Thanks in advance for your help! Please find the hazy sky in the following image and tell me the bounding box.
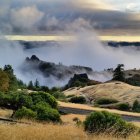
[105,0,140,11]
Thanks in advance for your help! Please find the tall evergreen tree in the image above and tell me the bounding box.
[34,79,40,88]
[113,64,125,82]
[28,81,34,90]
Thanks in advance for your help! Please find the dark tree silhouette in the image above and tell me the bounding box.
[113,64,125,82]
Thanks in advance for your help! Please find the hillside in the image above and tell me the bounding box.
[21,55,93,80]
[64,81,140,105]
[19,55,112,87]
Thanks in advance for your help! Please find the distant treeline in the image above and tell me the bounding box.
[108,41,140,47]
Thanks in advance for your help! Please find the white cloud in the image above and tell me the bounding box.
[10,5,44,29]
[126,3,140,13]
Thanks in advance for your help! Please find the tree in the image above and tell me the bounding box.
[0,69,9,91]
[28,81,34,90]
[113,64,125,82]
[132,100,140,112]
[34,79,40,88]
[3,65,18,91]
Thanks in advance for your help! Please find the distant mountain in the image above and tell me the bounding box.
[20,55,112,87]
[19,41,140,50]
[19,41,60,49]
[107,41,140,49]
[21,55,93,80]
[65,73,101,89]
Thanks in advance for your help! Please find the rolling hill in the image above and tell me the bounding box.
[64,81,140,105]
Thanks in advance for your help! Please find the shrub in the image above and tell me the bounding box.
[69,96,86,104]
[30,92,58,108]
[14,106,37,119]
[32,101,51,111]
[95,98,118,105]
[33,102,60,122]
[17,93,33,109]
[84,111,136,138]
[73,117,82,126]
[116,103,130,111]
[0,91,33,110]
[37,108,60,122]
[132,100,140,112]
[51,91,66,100]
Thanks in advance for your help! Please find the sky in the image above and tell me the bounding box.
[0,0,140,37]
[1,0,140,85]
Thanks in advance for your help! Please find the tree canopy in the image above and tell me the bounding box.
[113,64,125,82]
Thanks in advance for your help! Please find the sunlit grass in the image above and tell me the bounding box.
[0,123,139,140]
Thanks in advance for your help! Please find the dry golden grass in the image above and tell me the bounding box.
[0,108,13,118]
[61,114,140,129]
[0,111,138,140]
[61,114,86,124]
[132,122,140,127]
[59,101,140,117]
[64,82,140,105]
[0,123,139,140]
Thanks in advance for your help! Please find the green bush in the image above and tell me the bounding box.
[0,91,33,110]
[14,106,37,119]
[95,98,118,105]
[84,111,136,138]
[0,91,61,122]
[51,91,66,100]
[33,102,60,122]
[69,96,86,104]
[116,103,130,111]
[132,100,140,112]
[32,101,51,111]
[30,92,58,108]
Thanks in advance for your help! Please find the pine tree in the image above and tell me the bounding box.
[28,81,34,90]
[132,100,140,112]
[34,79,40,88]
[113,64,125,82]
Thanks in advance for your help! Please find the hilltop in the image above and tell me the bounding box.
[64,81,140,105]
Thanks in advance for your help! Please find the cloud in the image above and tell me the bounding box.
[126,3,140,13]
[0,0,140,35]
[10,5,44,30]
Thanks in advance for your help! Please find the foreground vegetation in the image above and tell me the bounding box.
[0,64,140,139]
[0,122,139,140]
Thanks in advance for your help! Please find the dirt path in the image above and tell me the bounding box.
[58,102,140,122]
[59,106,140,122]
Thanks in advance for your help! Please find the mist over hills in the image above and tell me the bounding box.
[19,40,140,50]
[19,55,112,87]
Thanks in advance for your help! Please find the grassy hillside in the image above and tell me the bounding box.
[64,81,140,105]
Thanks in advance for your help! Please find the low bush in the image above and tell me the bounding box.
[51,91,66,100]
[0,91,61,122]
[95,98,118,105]
[84,111,136,138]
[116,103,130,111]
[69,96,86,104]
[132,100,140,112]
[33,102,60,122]
[30,92,58,109]
[14,106,37,119]
[0,91,33,110]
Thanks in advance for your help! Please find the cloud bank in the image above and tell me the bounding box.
[0,0,140,87]
[0,0,140,35]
